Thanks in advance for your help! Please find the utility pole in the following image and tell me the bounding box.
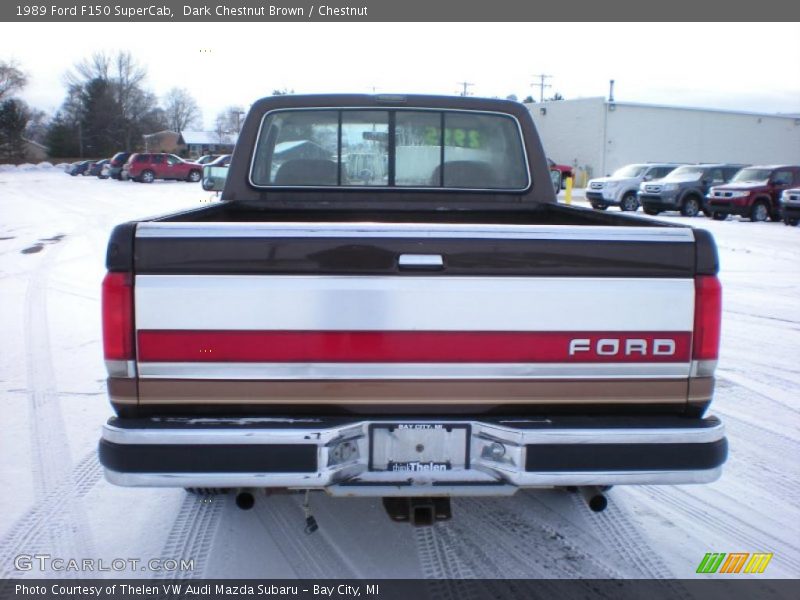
[77,120,83,158]
[456,81,474,97]
[232,109,245,134]
[531,74,552,103]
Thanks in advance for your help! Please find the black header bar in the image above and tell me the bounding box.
[3,0,799,22]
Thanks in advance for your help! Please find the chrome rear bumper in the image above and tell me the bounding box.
[99,415,727,496]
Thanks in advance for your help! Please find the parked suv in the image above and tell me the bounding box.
[123,153,203,183]
[547,158,574,189]
[706,165,800,222]
[638,164,747,217]
[779,188,800,226]
[108,152,132,180]
[587,163,681,211]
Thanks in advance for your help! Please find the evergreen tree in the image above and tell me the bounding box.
[0,98,30,162]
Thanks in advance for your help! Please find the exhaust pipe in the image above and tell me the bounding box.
[579,486,608,512]
[235,489,255,510]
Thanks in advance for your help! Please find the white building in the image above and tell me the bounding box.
[526,97,800,181]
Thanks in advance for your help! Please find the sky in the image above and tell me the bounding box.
[3,22,800,129]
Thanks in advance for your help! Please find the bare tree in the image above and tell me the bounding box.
[68,52,111,86]
[163,88,201,133]
[0,60,27,102]
[113,51,147,120]
[63,50,160,150]
[214,105,245,138]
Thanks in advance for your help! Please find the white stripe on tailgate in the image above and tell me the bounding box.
[135,275,694,332]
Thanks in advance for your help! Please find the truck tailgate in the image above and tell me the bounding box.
[125,222,709,415]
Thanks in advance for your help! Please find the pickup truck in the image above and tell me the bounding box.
[98,94,727,526]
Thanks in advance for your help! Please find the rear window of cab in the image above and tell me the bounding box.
[250,109,530,191]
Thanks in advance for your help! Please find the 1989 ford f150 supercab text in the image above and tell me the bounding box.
[98,94,727,525]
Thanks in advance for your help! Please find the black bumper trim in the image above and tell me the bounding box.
[781,206,800,217]
[707,203,748,216]
[640,197,680,211]
[585,191,611,204]
[525,439,727,472]
[98,439,318,473]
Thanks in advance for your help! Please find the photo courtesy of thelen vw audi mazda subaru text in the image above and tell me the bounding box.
[98,94,726,524]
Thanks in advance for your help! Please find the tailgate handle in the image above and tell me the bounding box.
[398,254,444,270]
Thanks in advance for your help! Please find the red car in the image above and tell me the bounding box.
[547,158,574,189]
[123,153,203,183]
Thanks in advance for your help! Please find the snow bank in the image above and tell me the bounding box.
[0,161,62,172]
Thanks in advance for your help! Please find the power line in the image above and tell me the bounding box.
[531,74,552,103]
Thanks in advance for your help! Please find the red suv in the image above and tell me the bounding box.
[123,153,203,183]
[706,165,800,222]
[547,158,574,189]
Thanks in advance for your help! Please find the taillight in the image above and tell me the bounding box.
[102,272,134,361]
[693,275,722,360]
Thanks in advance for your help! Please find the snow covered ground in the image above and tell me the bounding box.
[0,168,798,583]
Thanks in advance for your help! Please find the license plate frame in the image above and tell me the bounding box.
[368,423,471,472]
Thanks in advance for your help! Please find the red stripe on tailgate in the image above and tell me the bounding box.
[137,331,692,363]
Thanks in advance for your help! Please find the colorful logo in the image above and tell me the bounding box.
[696,552,773,574]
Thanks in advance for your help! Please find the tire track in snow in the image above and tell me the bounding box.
[412,496,620,597]
[564,492,690,593]
[457,497,618,579]
[724,309,800,327]
[24,237,71,496]
[417,519,522,599]
[16,234,100,577]
[414,506,596,599]
[719,411,799,458]
[641,486,800,575]
[155,492,225,579]
[724,450,800,505]
[415,523,473,578]
[718,415,800,501]
[717,370,800,418]
[253,494,360,579]
[0,452,102,578]
[414,522,515,600]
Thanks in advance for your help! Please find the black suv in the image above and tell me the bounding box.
[638,164,747,217]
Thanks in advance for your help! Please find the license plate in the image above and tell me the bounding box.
[369,423,470,472]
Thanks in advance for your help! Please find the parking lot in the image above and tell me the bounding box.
[0,166,798,583]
